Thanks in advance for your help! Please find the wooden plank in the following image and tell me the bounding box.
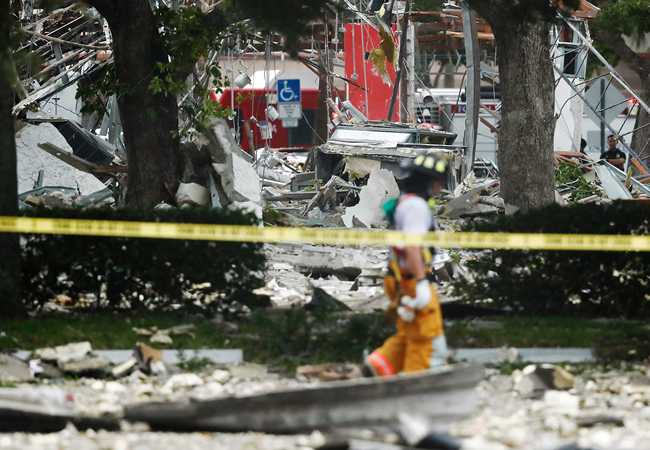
[38,143,99,174]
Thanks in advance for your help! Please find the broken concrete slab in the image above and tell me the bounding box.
[308,285,352,312]
[295,254,363,280]
[125,363,483,432]
[0,354,32,383]
[514,364,575,398]
[459,203,500,217]
[16,123,106,195]
[150,331,174,345]
[478,195,505,209]
[34,341,92,364]
[176,182,210,207]
[343,169,399,228]
[28,359,63,379]
[454,348,594,364]
[203,118,261,205]
[444,188,481,217]
[228,363,268,380]
[111,357,138,379]
[58,355,111,375]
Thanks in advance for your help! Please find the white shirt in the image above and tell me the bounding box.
[394,195,435,234]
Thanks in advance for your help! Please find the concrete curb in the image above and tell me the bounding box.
[12,347,593,365]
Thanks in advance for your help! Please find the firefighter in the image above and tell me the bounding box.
[364,152,450,377]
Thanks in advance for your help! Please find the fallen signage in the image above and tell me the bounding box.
[124,364,483,432]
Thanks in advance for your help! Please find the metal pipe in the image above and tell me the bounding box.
[561,16,650,115]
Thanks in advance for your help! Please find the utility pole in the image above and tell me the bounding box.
[400,19,415,123]
[387,0,411,121]
[461,0,480,178]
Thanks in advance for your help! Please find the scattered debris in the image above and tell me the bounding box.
[111,357,138,379]
[134,343,167,376]
[297,363,362,382]
[133,324,196,346]
[34,341,92,364]
[308,285,353,312]
[513,364,575,398]
[150,331,174,345]
[58,355,111,375]
[125,364,482,432]
[16,123,107,197]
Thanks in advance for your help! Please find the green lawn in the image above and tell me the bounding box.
[2,312,648,369]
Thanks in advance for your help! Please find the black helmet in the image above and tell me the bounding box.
[401,152,450,180]
[399,152,450,198]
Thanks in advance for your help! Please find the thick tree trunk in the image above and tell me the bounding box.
[0,0,21,317]
[492,18,555,211]
[631,76,650,164]
[89,0,180,209]
[469,4,556,211]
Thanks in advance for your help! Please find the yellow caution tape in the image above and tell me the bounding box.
[0,216,649,252]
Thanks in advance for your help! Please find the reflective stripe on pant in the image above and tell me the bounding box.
[368,278,446,376]
[368,335,440,375]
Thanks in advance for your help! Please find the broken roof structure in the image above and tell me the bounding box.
[13,3,111,117]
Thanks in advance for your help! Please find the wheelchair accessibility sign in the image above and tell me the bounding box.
[278,79,301,103]
[277,79,302,126]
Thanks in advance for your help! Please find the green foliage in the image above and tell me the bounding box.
[76,65,119,116]
[19,208,266,315]
[223,0,339,54]
[597,0,650,37]
[450,202,650,318]
[588,0,650,75]
[555,162,600,202]
[413,0,442,11]
[152,5,224,95]
[247,309,391,370]
[468,0,581,23]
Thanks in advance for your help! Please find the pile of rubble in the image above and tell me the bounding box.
[258,243,389,310]
[453,363,650,450]
[554,151,650,204]
[3,344,650,450]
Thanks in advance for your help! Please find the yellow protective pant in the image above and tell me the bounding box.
[367,277,444,376]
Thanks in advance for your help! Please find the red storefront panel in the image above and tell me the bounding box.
[344,23,399,121]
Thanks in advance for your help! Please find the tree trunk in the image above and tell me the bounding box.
[89,0,180,209]
[469,4,556,211]
[0,0,21,317]
[631,75,650,164]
